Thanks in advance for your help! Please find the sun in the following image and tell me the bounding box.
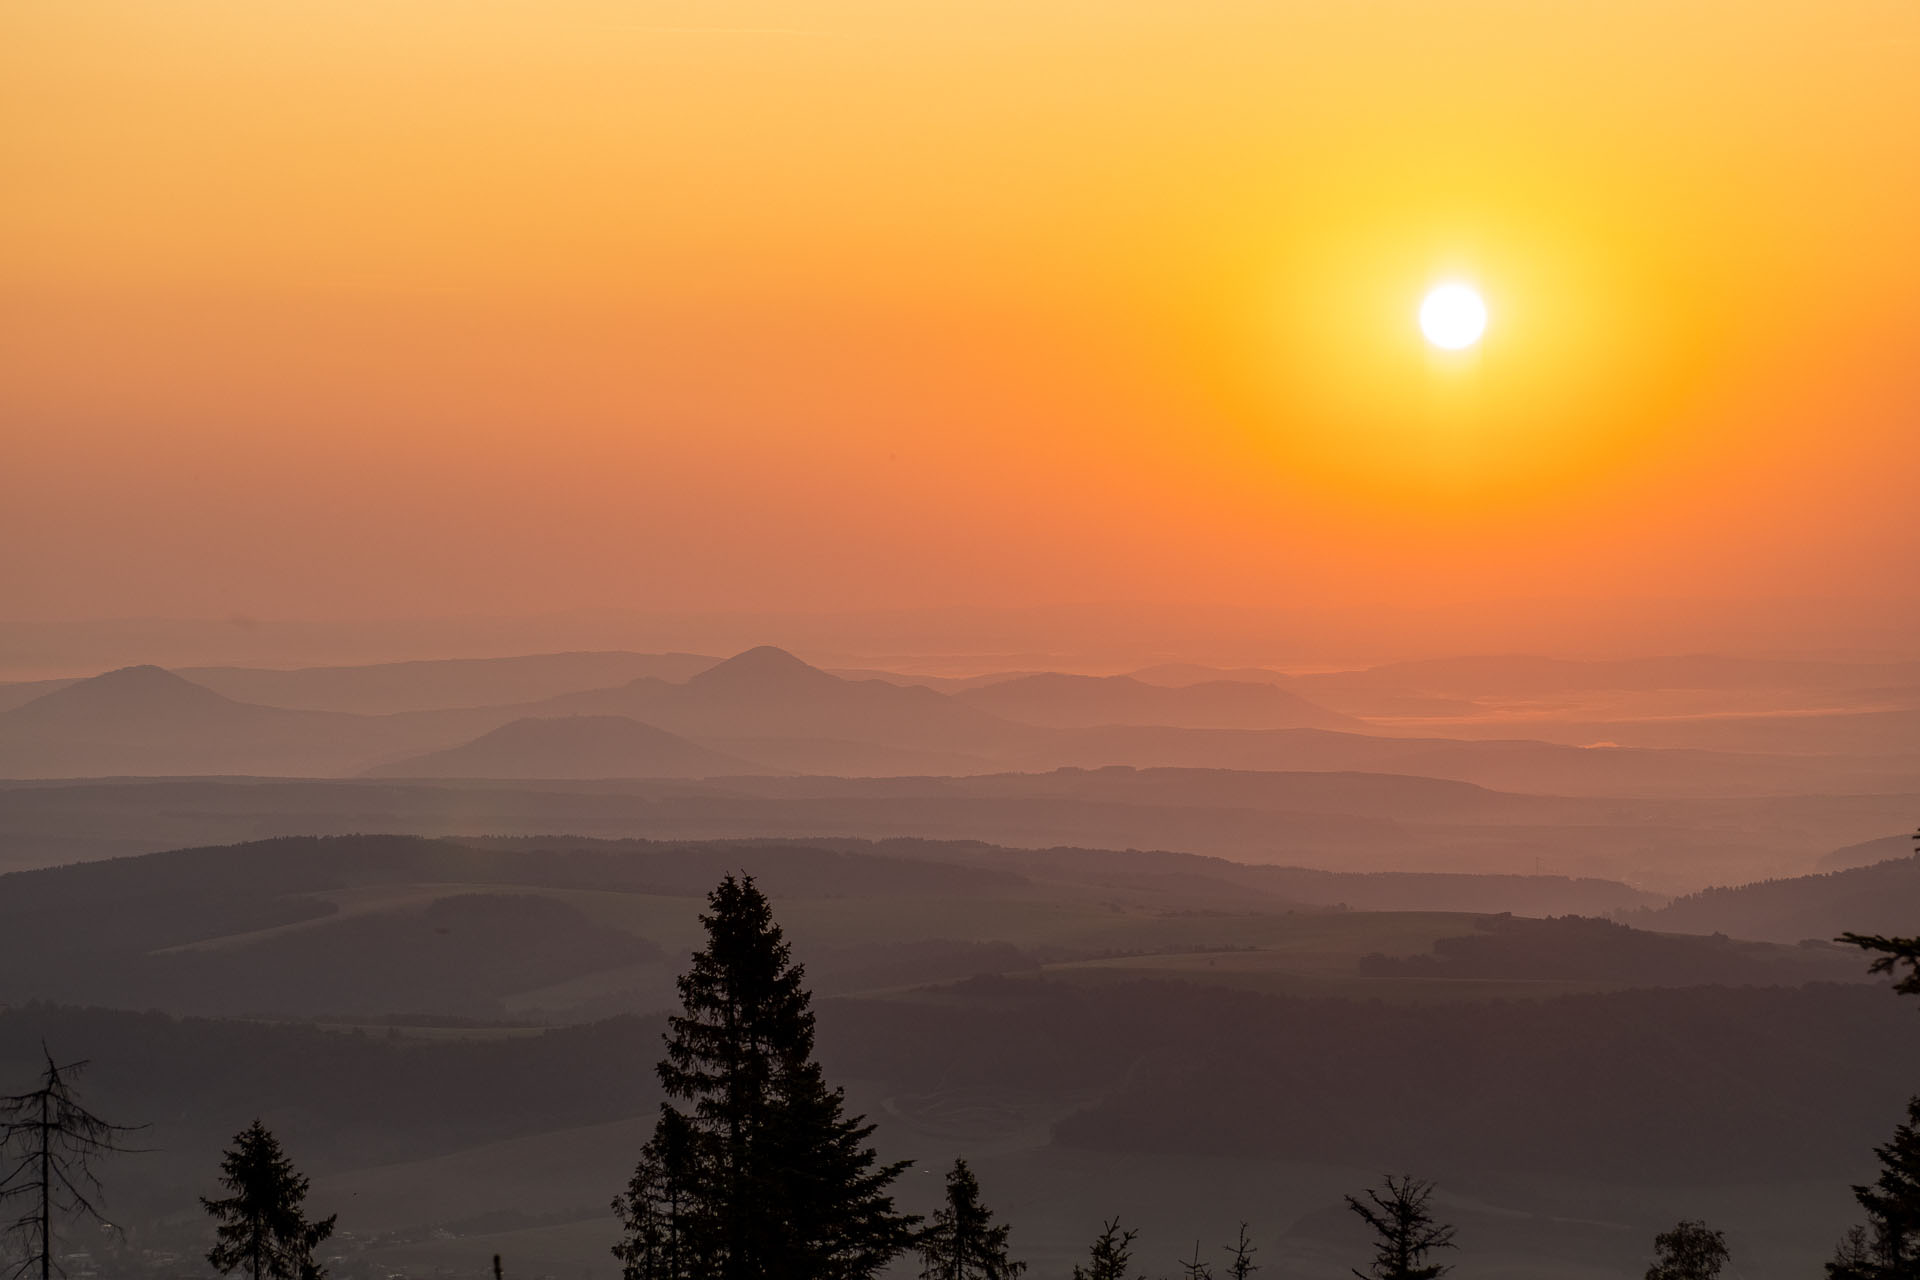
[1419,283,1487,350]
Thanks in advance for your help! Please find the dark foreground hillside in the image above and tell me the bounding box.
[0,833,1909,1277]
[0,974,1911,1277]
[9,979,1910,1183]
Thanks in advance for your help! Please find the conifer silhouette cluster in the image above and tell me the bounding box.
[0,1061,337,1280]
[608,875,1462,1280]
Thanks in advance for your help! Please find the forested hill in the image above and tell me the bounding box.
[0,833,1851,1019]
[1356,912,1862,986]
[1634,852,1920,942]
[2,978,1913,1194]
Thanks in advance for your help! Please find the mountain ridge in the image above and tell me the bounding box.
[364,714,772,780]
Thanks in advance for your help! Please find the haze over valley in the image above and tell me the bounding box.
[6,1,1918,1276]
[0,633,1917,1277]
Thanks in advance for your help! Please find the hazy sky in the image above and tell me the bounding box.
[5,1,1916,651]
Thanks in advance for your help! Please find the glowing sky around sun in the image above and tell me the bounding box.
[2,0,1917,648]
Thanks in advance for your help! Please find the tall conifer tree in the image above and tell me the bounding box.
[918,1159,1024,1280]
[201,1121,335,1280]
[614,874,918,1280]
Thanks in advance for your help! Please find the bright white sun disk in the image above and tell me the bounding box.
[1419,284,1487,350]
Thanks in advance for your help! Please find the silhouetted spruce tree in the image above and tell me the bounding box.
[918,1159,1024,1280]
[1827,1097,1920,1278]
[1221,1225,1257,1280]
[612,874,918,1280]
[1645,1220,1729,1280]
[1345,1175,1456,1280]
[201,1121,336,1280]
[0,1051,144,1280]
[1071,1219,1138,1280]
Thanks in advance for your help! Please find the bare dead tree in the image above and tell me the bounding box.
[0,1050,145,1280]
[1177,1240,1213,1280]
[1345,1175,1456,1280]
[1221,1225,1257,1280]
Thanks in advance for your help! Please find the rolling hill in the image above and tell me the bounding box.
[3,830,1874,1022]
[181,650,720,714]
[0,829,1910,1276]
[364,715,770,779]
[1296,654,1920,699]
[0,665,382,777]
[3,650,1914,810]
[0,676,76,713]
[1632,848,1920,942]
[1014,722,1918,797]
[3,772,1912,892]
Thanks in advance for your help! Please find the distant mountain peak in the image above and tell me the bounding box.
[689,645,838,690]
[96,663,193,685]
[0,664,284,768]
[23,664,233,711]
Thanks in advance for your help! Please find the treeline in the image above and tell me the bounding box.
[1636,853,1920,942]
[1355,912,1860,986]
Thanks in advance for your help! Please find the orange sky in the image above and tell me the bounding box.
[4,1,1917,653]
